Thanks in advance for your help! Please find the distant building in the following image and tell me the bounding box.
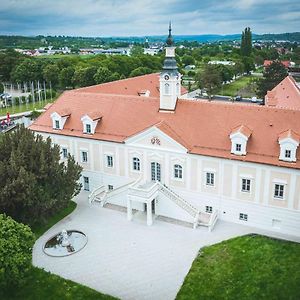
[263,60,291,69]
[208,60,235,66]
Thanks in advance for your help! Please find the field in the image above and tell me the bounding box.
[176,234,300,300]
[217,75,258,97]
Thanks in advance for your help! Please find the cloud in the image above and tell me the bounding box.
[0,0,299,36]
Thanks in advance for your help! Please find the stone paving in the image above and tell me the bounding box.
[32,192,300,300]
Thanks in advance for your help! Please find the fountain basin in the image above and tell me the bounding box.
[43,230,87,257]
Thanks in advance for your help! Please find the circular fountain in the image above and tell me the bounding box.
[43,229,87,257]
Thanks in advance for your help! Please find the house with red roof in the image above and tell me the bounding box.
[30,26,300,236]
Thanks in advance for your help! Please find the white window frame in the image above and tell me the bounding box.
[106,155,113,168]
[206,172,215,186]
[132,157,141,172]
[85,123,91,134]
[81,151,88,163]
[279,137,299,162]
[55,120,60,130]
[83,176,89,191]
[273,183,285,200]
[241,178,251,193]
[239,213,248,221]
[235,143,242,152]
[205,206,213,213]
[173,164,183,180]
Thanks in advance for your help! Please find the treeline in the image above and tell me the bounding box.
[0,49,163,89]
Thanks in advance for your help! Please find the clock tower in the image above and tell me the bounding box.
[159,22,181,111]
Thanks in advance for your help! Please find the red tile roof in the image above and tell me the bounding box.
[76,73,187,97]
[30,77,300,169]
[263,60,290,68]
[265,76,300,110]
[231,125,252,138]
[278,129,300,143]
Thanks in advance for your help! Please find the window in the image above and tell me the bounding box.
[274,184,284,199]
[176,83,180,94]
[205,206,213,213]
[81,151,88,163]
[107,155,113,167]
[55,120,60,129]
[174,164,183,179]
[206,172,215,186]
[236,144,242,152]
[83,176,89,191]
[239,213,248,221]
[133,157,140,171]
[62,148,68,159]
[241,178,251,192]
[164,83,170,95]
[85,124,91,134]
[285,149,291,158]
[108,185,114,191]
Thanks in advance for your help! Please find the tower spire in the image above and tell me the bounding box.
[166,21,173,46]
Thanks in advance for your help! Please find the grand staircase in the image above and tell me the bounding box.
[89,179,218,231]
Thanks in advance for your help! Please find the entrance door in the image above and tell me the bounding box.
[83,176,90,191]
[151,162,161,182]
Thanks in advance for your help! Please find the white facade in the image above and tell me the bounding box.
[39,124,300,237]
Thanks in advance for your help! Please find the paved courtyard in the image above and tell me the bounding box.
[33,192,300,300]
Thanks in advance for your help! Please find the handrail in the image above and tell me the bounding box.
[88,185,106,204]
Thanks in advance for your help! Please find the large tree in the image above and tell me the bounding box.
[0,126,82,226]
[0,214,35,290]
[256,61,288,99]
[241,27,252,57]
[10,59,43,83]
[59,66,75,88]
[72,66,97,87]
[196,64,222,98]
[42,63,60,87]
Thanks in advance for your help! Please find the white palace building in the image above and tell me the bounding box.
[30,26,300,236]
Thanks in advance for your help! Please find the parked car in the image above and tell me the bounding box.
[251,96,258,103]
[234,95,242,101]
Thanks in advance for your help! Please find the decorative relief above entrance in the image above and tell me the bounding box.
[151,136,161,145]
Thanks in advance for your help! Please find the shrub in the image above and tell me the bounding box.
[0,214,35,289]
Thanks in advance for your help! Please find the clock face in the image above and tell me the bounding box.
[164,74,170,80]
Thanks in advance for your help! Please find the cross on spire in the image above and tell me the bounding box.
[166,21,173,46]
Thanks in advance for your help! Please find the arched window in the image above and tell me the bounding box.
[164,83,170,95]
[133,157,140,171]
[174,164,183,179]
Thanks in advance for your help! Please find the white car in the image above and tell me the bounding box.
[251,97,257,103]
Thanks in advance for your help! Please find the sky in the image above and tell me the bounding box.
[1,0,300,37]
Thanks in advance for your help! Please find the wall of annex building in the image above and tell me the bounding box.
[38,132,300,234]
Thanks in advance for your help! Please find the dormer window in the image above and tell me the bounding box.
[86,124,91,134]
[235,144,242,152]
[81,112,102,135]
[230,125,252,156]
[50,110,71,130]
[55,120,60,129]
[278,129,299,162]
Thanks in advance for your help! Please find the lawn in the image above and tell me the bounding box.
[176,234,300,300]
[1,201,117,300]
[0,99,54,117]
[218,75,258,97]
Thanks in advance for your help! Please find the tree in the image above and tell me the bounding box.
[242,56,255,74]
[195,64,222,98]
[0,126,82,226]
[0,49,25,81]
[129,67,152,77]
[0,214,35,289]
[130,45,144,56]
[10,59,43,83]
[59,66,75,88]
[182,55,195,66]
[42,63,60,87]
[94,67,112,84]
[0,82,4,94]
[256,61,288,99]
[241,27,252,57]
[72,66,97,87]
[233,61,244,78]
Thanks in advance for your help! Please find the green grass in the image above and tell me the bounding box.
[176,234,300,300]
[218,75,257,97]
[2,200,117,300]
